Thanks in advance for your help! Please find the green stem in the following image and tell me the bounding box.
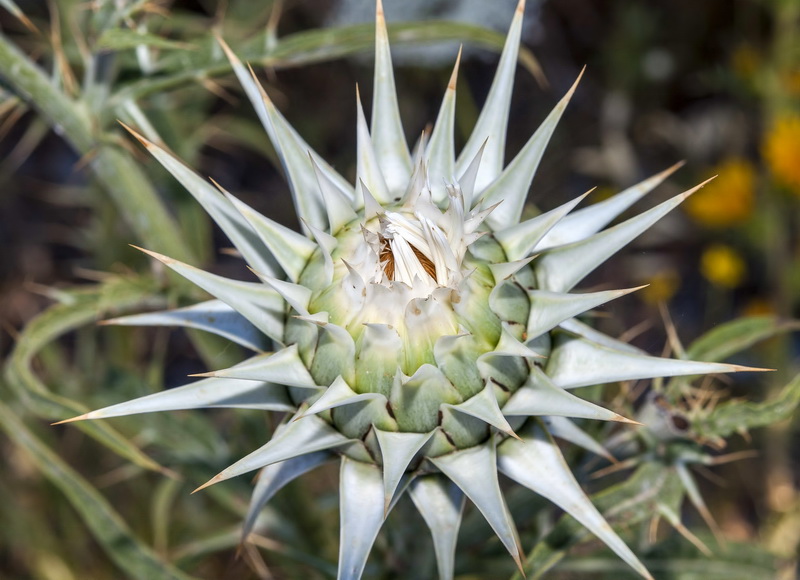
[109,21,545,106]
[0,32,195,263]
[0,399,197,580]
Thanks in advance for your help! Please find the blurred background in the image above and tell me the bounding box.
[0,0,798,578]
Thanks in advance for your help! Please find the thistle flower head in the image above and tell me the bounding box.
[63,2,758,578]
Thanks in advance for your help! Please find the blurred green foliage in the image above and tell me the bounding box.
[0,1,798,579]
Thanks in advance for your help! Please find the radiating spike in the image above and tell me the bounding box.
[458,139,487,210]
[408,475,465,580]
[427,47,461,205]
[454,0,527,193]
[197,344,319,389]
[309,156,358,235]
[488,256,535,286]
[359,179,385,221]
[535,179,713,293]
[547,335,766,390]
[217,38,354,231]
[495,189,591,261]
[401,141,429,207]
[464,200,501,234]
[527,286,644,341]
[375,429,433,513]
[371,0,412,195]
[298,375,385,419]
[356,86,392,205]
[305,220,337,253]
[242,451,332,540]
[53,376,294,426]
[542,415,615,461]
[429,440,523,571]
[194,414,349,492]
[120,123,280,277]
[409,130,428,172]
[338,455,387,580]
[102,299,267,352]
[442,381,519,439]
[250,270,312,316]
[536,161,685,251]
[481,69,584,229]
[498,422,654,580]
[503,366,637,423]
[133,247,284,343]
[222,189,317,283]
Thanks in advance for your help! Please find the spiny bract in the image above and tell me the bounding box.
[64,1,753,578]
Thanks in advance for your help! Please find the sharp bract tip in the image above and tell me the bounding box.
[52,414,89,425]
[191,476,220,494]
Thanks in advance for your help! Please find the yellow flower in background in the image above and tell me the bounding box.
[741,297,776,318]
[700,244,746,288]
[684,158,756,227]
[641,269,680,304]
[763,114,800,194]
[784,70,800,97]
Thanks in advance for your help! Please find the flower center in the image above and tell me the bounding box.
[376,211,446,286]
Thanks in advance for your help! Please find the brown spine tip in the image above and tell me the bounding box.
[187,371,216,378]
[51,413,90,425]
[639,160,687,191]
[511,550,525,578]
[730,365,776,373]
[505,427,523,441]
[246,63,274,108]
[214,32,236,61]
[191,475,222,494]
[447,46,463,91]
[563,66,586,101]
[208,176,231,196]
[665,159,687,175]
[217,33,274,111]
[576,187,596,202]
[680,175,718,201]
[129,244,174,265]
[614,414,644,426]
[621,284,650,296]
[515,0,526,15]
[117,121,151,148]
